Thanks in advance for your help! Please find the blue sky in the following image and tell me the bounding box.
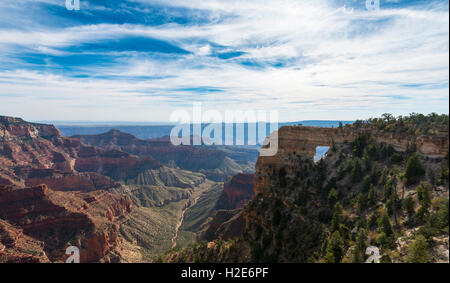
[0,0,448,122]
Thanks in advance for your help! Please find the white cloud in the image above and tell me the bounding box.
[0,0,448,121]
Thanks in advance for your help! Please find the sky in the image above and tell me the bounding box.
[0,0,448,122]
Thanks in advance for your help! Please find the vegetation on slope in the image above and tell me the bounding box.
[354,112,449,135]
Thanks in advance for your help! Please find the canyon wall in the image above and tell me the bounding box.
[216,173,255,210]
[0,184,132,262]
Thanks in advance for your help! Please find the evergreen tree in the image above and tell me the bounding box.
[404,153,425,185]
[330,203,343,233]
[438,164,449,185]
[406,235,430,263]
[367,185,377,207]
[416,183,431,209]
[386,197,394,216]
[370,164,380,185]
[352,229,368,263]
[368,213,379,230]
[351,158,363,183]
[325,231,344,263]
[328,188,338,207]
[416,183,432,223]
[356,193,367,212]
[402,196,416,218]
[380,167,389,186]
[436,199,449,230]
[362,175,372,192]
[378,213,393,236]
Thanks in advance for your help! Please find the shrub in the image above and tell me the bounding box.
[391,153,403,163]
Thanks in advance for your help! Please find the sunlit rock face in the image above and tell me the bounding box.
[217,173,255,210]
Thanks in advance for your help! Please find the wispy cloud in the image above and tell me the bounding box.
[0,0,448,121]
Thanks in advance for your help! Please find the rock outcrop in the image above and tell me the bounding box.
[0,184,132,262]
[0,219,50,263]
[199,173,254,242]
[255,125,449,194]
[217,173,254,210]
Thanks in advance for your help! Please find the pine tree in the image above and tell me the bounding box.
[416,183,431,209]
[367,185,377,207]
[325,231,344,263]
[357,193,367,212]
[328,188,338,207]
[352,229,368,263]
[404,153,425,185]
[378,213,393,236]
[362,175,372,192]
[402,196,416,217]
[416,183,432,223]
[406,235,430,263]
[330,203,343,233]
[351,158,363,183]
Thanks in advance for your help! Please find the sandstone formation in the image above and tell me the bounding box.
[199,173,254,242]
[255,125,449,194]
[216,173,254,210]
[0,184,132,262]
[0,219,50,263]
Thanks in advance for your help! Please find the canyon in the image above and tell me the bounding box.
[1,114,448,263]
[0,115,255,262]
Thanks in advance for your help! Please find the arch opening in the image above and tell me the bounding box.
[314,146,330,162]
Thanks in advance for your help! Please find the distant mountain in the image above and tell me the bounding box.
[55,121,354,141]
[57,125,175,140]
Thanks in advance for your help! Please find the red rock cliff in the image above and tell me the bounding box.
[0,184,131,262]
[217,173,255,210]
